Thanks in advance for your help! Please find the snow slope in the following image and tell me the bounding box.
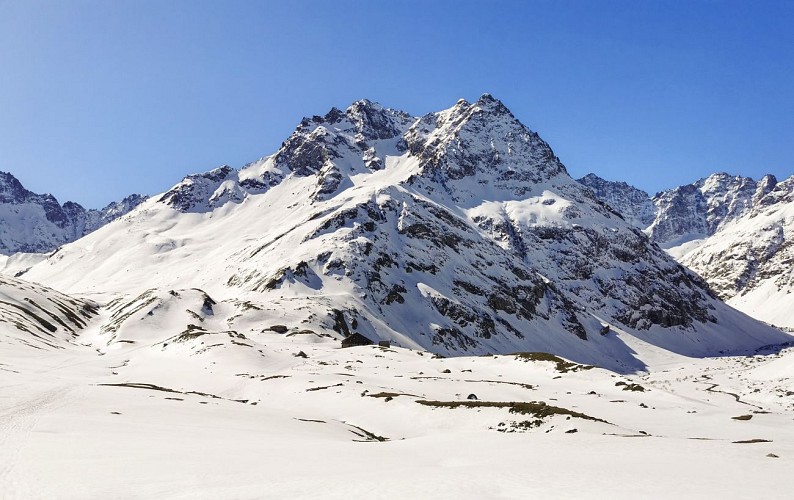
[0,275,98,350]
[1,277,793,498]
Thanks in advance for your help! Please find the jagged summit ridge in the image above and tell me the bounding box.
[403,94,569,204]
[678,175,794,326]
[577,171,782,246]
[577,173,656,228]
[159,94,572,211]
[648,172,776,247]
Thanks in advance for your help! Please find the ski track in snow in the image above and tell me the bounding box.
[0,385,72,498]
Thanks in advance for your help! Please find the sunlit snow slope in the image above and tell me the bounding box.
[1,274,793,499]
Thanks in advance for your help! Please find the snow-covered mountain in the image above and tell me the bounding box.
[679,176,794,327]
[577,172,793,328]
[576,172,779,246]
[4,268,793,498]
[648,173,778,248]
[20,95,788,371]
[0,171,147,255]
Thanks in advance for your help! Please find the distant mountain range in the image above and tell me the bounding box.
[578,172,793,328]
[0,171,146,255]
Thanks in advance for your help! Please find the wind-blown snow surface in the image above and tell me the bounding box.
[1,276,793,499]
[21,95,790,371]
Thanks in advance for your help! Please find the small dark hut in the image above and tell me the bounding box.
[341,333,374,348]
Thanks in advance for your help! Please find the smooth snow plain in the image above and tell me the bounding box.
[2,312,793,499]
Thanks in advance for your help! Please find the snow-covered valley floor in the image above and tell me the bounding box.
[2,324,793,499]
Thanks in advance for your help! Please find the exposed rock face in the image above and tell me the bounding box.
[647,173,775,247]
[158,166,239,212]
[0,172,147,255]
[577,174,656,228]
[97,194,150,225]
[576,172,780,247]
[158,101,417,212]
[404,95,567,201]
[0,274,98,349]
[648,183,711,245]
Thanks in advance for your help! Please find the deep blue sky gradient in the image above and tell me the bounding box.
[1,0,792,207]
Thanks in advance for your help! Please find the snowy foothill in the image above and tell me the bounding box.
[1,294,793,498]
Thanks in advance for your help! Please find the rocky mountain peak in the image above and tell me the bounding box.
[646,172,780,247]
[0,171,71,230]
[578,170,793,327]
[477,92,498,103]
[297,100,413,143]
[61,201,87,223]
[160,95,575,213]
[158,165,238,212]
[270,95,564,204]
[0,171,32,203]
[404,95,566,203]
[696,173,757,231]
[473,92,513,116]
[344,99,414,141]
[675,173,794,325]
[754,174,779,205]
[19,96,791,371]
[756,174,794,208]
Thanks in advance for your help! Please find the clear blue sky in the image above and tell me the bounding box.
[1,0,792,208]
